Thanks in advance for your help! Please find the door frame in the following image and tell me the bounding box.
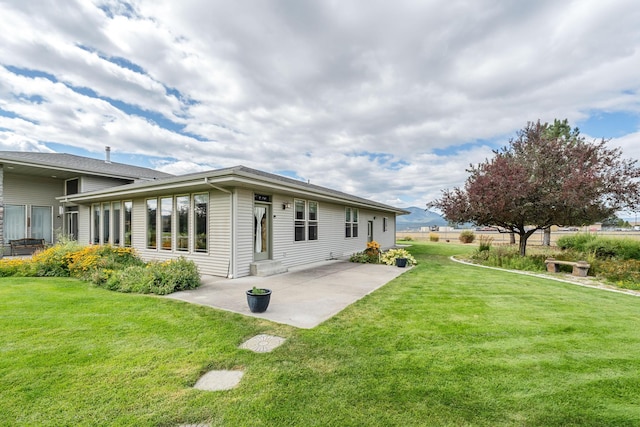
[253,202,272,261]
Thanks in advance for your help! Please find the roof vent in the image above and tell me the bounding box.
[105,146,111,164]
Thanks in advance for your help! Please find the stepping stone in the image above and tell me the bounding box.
[193,370,243,392]
[239,334,286,353]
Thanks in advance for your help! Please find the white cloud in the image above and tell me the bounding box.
[0,0,639,207]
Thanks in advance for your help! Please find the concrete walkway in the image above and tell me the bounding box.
[166,260,410,328]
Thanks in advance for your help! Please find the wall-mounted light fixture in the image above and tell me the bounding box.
[282,202,292,210]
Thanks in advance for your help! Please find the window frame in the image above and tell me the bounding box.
[345,207,359,238]
[293,199,319,242]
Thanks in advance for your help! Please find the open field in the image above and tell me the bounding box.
[397,229,640,246]
[2,242,640,426]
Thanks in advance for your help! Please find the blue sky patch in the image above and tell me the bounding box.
[578,111,640,138]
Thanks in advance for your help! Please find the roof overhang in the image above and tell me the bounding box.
[59,167,410,215]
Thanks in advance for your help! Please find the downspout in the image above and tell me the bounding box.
[205,178,235,278]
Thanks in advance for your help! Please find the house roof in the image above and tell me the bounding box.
[61,164,409,215]
[0,151,172,181]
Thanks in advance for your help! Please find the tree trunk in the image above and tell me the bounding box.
[543,227,551,246]
[510,233,516,244]
[518,234,528,256]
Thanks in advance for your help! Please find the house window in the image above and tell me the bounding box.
[102,203,111,244]
[308,201,318,241]
[123,201,132,247]
[294,199,306,241]
[92,204,100,244]
[176,195,189,251]
[113,202,121,246]
[65,178,79,195]
[31,206,53,243]
[383,217,388,232]
[146,198,157,249]
[294,199,319,242]
[345,207,358,238]
[4,205,26,241]
[160,197,172,250]
[194,193,208,252]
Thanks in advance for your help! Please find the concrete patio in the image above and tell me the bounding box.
[166,259,410,328]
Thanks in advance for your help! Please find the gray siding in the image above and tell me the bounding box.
[81,176,131,192]
[234,188,255,278]
[3,172,64,243]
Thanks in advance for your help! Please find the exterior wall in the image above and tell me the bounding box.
[234,188,255,278]
[3,173,64,245]
[233,189,399,277]
[81,176,130,192]
[0,165,3,250]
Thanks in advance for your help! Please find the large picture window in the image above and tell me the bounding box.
[102,203,110,244]
[123,201,132,247]
[4,205,26,241]
[146,199,157,249]
[93,204,100,244]
[113,202,121,245]
[345,207,358,238]
[160,197,173,250]
[194,193,208,252]
[31,206,52,243]
[176,195,189,251]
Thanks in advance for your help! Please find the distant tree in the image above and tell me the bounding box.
[428,120,640,256]
[601,215,631,229]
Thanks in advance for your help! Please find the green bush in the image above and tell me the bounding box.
[350,252,379,264]
[105,257,201,295]
[597,259,640,290]
[0,243,199,295]
[477,235,494,252]
[471,246,547,272]
[459,230,475,244]
[429,233,439,242]
[557,234,640,260]
[30,240,82,277]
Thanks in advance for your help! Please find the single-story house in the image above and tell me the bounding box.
[0,149,409,278]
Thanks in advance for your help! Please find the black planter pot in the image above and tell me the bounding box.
[395,257,408,268]
[246,289,272,313]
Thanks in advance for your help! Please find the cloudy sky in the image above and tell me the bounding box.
[1,0,639,209]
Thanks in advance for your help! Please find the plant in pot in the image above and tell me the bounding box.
[246,286,272,313]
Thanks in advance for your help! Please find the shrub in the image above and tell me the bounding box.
[30,240,83,277]
[597,259,640,290]
[429,233,439,242]
[104,257,201,295]
[380,248,417,266]
[402,236,413,241]
[471,246,546,272]
[477,235,494,252]
[365,241,381,257]
[350,252,379,264]
[556,234,640,260]
[459,230,475,244]
[0,257,36,277]
[68,245,144,281]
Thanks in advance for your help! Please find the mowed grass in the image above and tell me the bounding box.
[3,242,640,426]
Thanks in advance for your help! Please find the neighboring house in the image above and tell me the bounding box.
[0,150,173,255]
[59,164,409,278]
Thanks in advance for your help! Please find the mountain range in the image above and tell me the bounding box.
[397,207,447,231]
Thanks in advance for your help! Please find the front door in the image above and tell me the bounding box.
[254,203,271,261]
[367,220,374,242]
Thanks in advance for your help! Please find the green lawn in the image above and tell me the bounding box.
[2,242,640,426]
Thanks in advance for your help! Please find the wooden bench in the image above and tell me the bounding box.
[544,258,590,277]
[9,238,45,256]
